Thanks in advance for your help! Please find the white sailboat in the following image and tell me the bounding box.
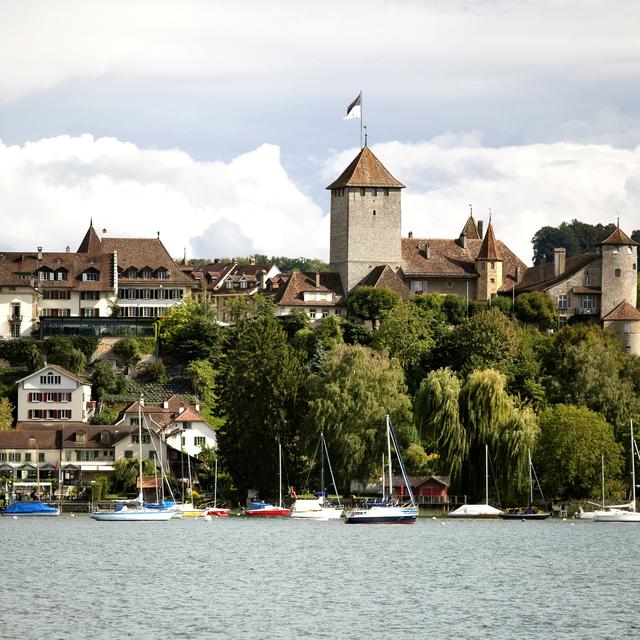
[575,455,609,520]
[344,415,418,524]
[91,397,174,522]
[291,433,343,520]
[593,420,640,522]
[448,445,503,518]
[500,450,550,520]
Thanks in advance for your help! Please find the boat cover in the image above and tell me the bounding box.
[448,504,503,517]
[4,501,59,515]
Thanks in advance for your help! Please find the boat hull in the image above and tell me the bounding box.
[499,512,550,521]
[245,508,290,517]
[205,508,231,517]
[448,504,503,518]
[291,508,343,520]
[593,509,640,522]
[90,510,174,521]
[344,506,417,524]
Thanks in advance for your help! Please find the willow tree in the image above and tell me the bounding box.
[305,344,412,494]
[415,367,538,501]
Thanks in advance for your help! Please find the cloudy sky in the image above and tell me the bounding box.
[1,0,640,264]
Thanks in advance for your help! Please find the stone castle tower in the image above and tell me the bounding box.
[475,221,503,301]
[598,227,638,317]
[327,146,405,292]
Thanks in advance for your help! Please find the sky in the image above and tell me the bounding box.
[1,0,640,265]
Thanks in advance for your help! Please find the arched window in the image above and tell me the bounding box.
[615,268,621,277]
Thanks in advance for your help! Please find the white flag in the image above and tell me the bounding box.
[343,93,361,120]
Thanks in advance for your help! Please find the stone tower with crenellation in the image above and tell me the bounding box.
[327,146,405,293]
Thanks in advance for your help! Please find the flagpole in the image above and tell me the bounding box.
[360,90,363,149]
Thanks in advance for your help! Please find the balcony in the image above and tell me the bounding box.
[8,315,23,322]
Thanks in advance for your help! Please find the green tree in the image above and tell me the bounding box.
[514,291,557,330]
[535,404,624,499]
[112,338,141,366]
[0,339,44,371]
[0,398,13,430]
[305,344,412,494]
[110,458,157,495]
[348,286,402,328]
[91,361,126,409]
[184,359,220,425]
[159,294,223,365]
[43,337,86,374]
[442,294,468,325]
[218,314,307,499]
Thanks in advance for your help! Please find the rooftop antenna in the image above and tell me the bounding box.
[489,208,492,224]
[363,125,368,147]
[157,231,160,239]
[183,247,187,262]
[469,204,473,217]
[617,214,620,228]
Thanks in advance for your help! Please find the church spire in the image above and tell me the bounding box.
[476,221,501,261]
[77,220,102,254]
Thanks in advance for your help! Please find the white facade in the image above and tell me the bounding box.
[17,365,93,423]
[0,288,37,339]
[165,415,217,458]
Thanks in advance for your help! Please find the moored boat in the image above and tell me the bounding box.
[499,450,550,521]
[344,415,418,525]
[2,501,59,517]
[245,501,290,517]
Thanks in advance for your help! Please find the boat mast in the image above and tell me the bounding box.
[601,454,605,509]
[386,415,393,503]
[214,456,218,507]
[138,396,144,503]
[381,453,385,501]
[528,449,533,505]
[631,420,636,513]
[278,440,283,509]
[320,432,325,503]
[485,444,489,506]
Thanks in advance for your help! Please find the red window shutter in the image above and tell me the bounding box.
[28,410,32,419]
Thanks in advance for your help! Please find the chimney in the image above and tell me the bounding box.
[408,231,413,238]
[163,400,169,410]
[65,246,70,253]
[315,271,321,288]
[37,246,43,261]
[425,244,432,260]
[553,248,566,277]
[477,220,484,239]
[213,258,220,264]
[178,403,184,415]
[459,232,467,249]
[139,396,144,407]
[195,402,200,412]
[515,266,521,283]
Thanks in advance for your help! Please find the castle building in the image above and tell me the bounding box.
[326,145,526,300]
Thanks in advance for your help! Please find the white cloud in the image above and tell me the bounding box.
[1,0,640,104]
[0,135,328,259]
[324,137,640,265]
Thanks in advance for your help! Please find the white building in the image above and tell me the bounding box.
[0,264,38,339]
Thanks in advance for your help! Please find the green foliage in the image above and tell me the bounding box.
[277,311,309,339]
[91,475,109,502]
[490,296,513,317]
[218,314,307,498]
[341,319,373,346]
[535,404,624,499]
[194,444,218,491]
[89,407,120,425]
[110,458,157,495]
[184,359,220,425]
[532,219,616,265]
[305,344,412,493]
[158,295,223,365]
[43,337,86,374]
[91,362,126,402]
[0,339,44,370]
[514,291,557,330]
[0,397,13,430]
[112,338,142,366]
[69,336,100,360]
[134,337,157,354]
[442,294,468,325]
[348,286,402,324]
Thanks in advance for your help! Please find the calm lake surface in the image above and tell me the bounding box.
[1,515,639,640]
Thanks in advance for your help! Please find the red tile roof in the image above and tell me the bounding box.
[326,147,405,190]
[77,223,102,253]
[360,265,412,302]
[599,227,638,246]
[276,271,345,307]
[460,215,481,240]
[602,299,640,322]
[477,222,500,261]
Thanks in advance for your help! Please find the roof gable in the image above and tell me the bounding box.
[326,147,405,190]
[477,222,501,261]
[599,227,637,246]
[77,223,102,253]
[602,299,640,322]
[16,364,90,386]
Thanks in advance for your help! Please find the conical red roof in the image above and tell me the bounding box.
[476,222,501,261]
[77,222,102,253]
[460,215,480,240]
[326,146,405,189]
[599,227,637,246]
[602,299,640,321]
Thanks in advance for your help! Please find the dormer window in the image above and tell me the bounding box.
[76,431,86,443]
[157,269,167,279]
[40,372,61,385]
[240,280,248,289]
[56,269,68,281]
[225,281,233,289]
[141,269,151,279]
[82,270,99,281]
[127,269,137,279]
[39,270,54,281]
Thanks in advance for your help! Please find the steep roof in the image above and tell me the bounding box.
[275,271,345,307]
[515,252,599,292]
[0,263,33,288]
[476,222,500,261]
[599,227,638,246]
[460,215,481,240]
[602,299,640,322]
[326,147,405,190]
[360,265,412,302]
[77,222,102,253]
[16,363,91,386]
[401,237,527,293]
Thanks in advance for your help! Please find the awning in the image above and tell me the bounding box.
[0,463,15,472]
[78,465,114,472]
[16,463,36,470]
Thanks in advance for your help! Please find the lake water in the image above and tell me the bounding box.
[1,515,638,639]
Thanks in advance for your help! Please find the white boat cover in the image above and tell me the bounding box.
[291,498,323,512]
[448,504,503,517]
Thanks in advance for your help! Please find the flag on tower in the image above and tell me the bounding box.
[343,93,362,120]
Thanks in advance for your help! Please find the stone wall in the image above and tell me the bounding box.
[600,244,638,316]
[604,319,640,356]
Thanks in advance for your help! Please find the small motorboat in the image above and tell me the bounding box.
[2,501,60,517]
[204,506,231,517]
[244,501,290,517]
[499,506,550,521]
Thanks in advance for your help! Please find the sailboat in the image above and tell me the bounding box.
[344,415,418,524]
[245,441,290,517]
[593,420,640,522]
[291,433,343,520]
[575,455,608,520]
[499,450,550,520]
[91,397,174,522]
[448,445,503,518]
[205,458,231,517]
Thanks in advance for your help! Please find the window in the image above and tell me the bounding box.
[373,188,378,196]
[182,422,192,430]
[615,268,621,277]
[127,269,137,278]
[25,453,32,462]
[142,289,151,299]
[582,295,594,311]
[624,323,631,334]
[558,317,567,328]
[490,278,495,284]
[10,324,20,338]
[384,188,389,196]
[612,246,619,255]
[240,280,248,289]
[82,271,99,281]
[360,188,365,196]
[80,291,99,300]
[129,417,139,426]
[9,452,21,462]
[124,450,133,459]
[65,451,72,462]
[225,281,233,289]
[142,270,151,279]
[373,210,376,216]
[584,272,591,286]
[181,437,186,447]
[39,453,45,462]
[76,431,86,443]
[40,373,61,385]
[194,436,205,447]
[39,270,54,281]
[558,295,567,310]
[157,270,167,279]
[56,270,68,281]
